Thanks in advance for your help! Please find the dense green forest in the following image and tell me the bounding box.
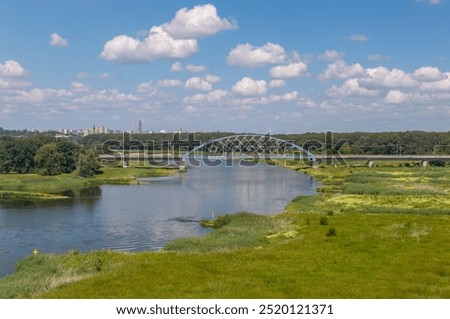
[0,134,100,177]
[1,130,450,175]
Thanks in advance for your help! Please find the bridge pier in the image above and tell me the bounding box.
[178,160,186,172]
[310,160,320,169]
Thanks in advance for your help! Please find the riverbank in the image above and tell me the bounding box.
[1,162,449,298]
[0,164,176,201]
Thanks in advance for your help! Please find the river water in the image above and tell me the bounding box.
[0,162,316,277]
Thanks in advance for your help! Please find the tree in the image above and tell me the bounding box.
[0,137,38,173]
[77,148,101,178]
[0,137,14,173]
[34,143,64,176]
[56,140,81,173]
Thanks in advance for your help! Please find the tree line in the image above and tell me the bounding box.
[80,131,450,155]
[277,131,450,155]
[3,128,449,155]
[0,135,100,177]
[1,131,449,176]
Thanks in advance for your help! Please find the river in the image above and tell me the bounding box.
[0,162,316,277]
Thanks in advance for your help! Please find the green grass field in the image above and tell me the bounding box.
[0,162,449,298]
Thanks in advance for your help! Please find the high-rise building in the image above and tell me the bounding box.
[134,120,142,133]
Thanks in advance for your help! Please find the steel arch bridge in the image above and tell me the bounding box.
[181,134,317,164]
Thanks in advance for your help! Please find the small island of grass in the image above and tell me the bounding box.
[0,164,176,201]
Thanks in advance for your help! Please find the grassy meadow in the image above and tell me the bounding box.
[0,161,449,298]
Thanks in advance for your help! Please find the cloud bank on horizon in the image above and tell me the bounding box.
[1,1,450,133]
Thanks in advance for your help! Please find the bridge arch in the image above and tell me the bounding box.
[181,134,317,164]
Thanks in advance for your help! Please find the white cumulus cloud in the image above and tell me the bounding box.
[368,54,390,62]
[419,74,450,92]
[205,74,221,83]
[270,62,308,79]
[227,43,286,67]
[137,81,158,95]
[157,79,182,87]
[327,79,380,98]
[320,60,365,80]
[360,67,418,90]
[412,66,447,82]
[186,64,207,72]
[161,4,237,39]
[101,26,198,63]
[183,89,228,104]
[170,61,208,73]
[71,82,90,92]
[323,58,450,109]
[4,88,73,105]
[0,78,30,89]
[0,60,29,77]
[171,62,207,72]
[268,79,286,88]
[384,90,410,104]
[101,4,236,63]
[185,77,212,91]
[232,77,267,96]
[275,91,300,102]
[183,105,200,114]
[318,50,344,62]
[170,61,183,72]
[50,33,68,47]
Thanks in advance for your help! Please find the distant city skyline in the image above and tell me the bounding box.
[1,0,450,133]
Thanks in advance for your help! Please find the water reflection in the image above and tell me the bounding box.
[60,186,102,199]
[0,163,316,277]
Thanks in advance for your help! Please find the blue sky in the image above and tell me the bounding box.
[1,0,450,133]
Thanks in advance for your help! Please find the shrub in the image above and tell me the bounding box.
[214,215,233,228]
[200,214,233,228]
[320,216,328,225]
[429,160,446,167]
[326,227,337,237]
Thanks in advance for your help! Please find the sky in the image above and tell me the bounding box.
[1,0,450,133]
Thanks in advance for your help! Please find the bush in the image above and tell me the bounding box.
[429,160,446,167]
[200,214,233,228]
[320,216,328,225]
[326,227,337,237]
[213,215,233,228]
